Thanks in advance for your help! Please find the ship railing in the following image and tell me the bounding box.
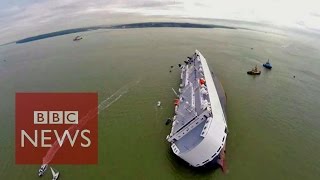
[200,117,213,137]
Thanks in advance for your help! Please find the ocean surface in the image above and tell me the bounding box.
[0,25,320,179]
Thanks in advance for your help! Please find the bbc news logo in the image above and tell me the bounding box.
[21,111,91,148]
[16,93,98,164]
[34,111,79,124]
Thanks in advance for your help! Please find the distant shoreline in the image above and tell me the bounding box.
[15,22,237,44]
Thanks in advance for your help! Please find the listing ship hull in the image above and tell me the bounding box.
[167,50,227,168]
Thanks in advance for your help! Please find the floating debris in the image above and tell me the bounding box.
[157,101,161,107]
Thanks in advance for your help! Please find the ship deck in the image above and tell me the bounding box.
[168,51,212,153]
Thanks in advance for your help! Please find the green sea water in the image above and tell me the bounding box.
[0,27,320,179]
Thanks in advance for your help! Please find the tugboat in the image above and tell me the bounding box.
[263,59,272,69]
[247,65,261,75]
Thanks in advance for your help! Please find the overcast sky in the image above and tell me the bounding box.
[1,0,320,43]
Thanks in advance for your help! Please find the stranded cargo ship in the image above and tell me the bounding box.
[167,50,227,168]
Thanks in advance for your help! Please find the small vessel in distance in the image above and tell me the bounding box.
[263,59,272,69]
[73,36,83,41]
[38,164,48,176]
[166,50,227,168]
[247,65,261,75]
[50,167,60,180]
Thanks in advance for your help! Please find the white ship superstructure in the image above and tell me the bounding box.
[167,50,227,167]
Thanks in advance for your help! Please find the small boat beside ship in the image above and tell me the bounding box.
[38,164,60,179]
[38,164,48,177]
[247,65,261,75]
[50,167,60,180]
[263,59,272,69]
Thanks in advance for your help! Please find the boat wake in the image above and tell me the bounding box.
[41,80,140,165]
[98,81,139,111]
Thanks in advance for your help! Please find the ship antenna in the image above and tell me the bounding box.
[171,88,179,97]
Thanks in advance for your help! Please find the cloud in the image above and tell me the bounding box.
[0,0,320,44]
[114,0,320,28]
